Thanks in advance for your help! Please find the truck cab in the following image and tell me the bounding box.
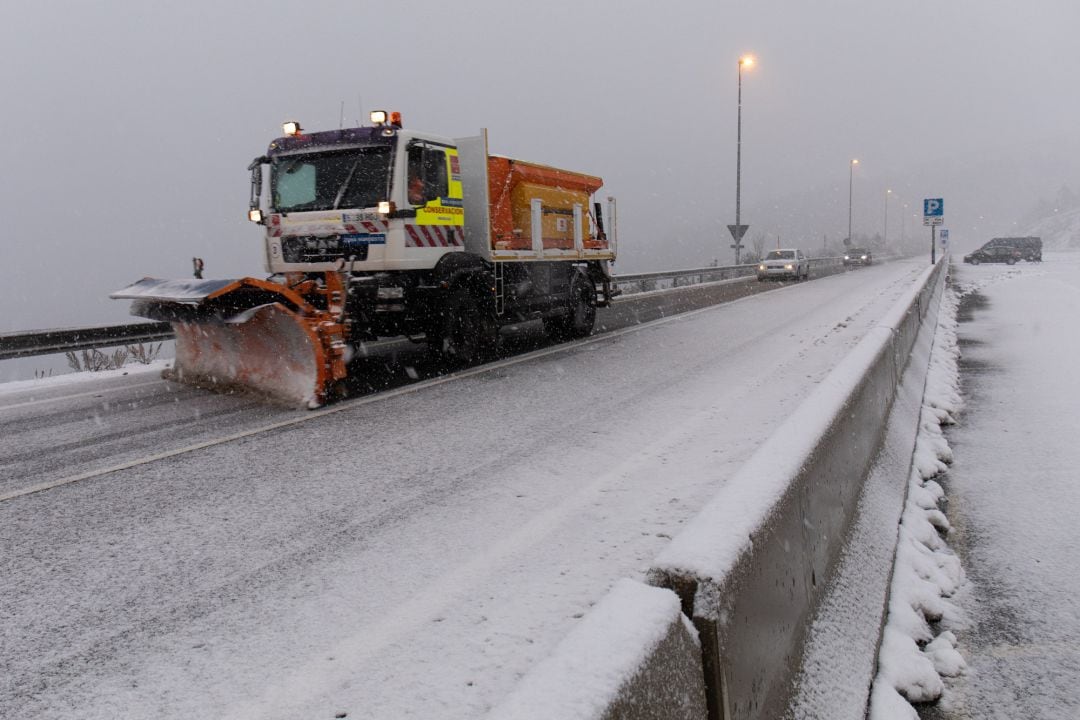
[249,117,465,276]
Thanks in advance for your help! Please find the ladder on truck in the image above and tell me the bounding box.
[494,261,506,316]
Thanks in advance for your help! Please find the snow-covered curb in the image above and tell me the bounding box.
[869,285,967,719]
[0,359,171,396]
[486,580,706,720]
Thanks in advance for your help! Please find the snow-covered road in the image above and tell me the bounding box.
[1,259,929,719]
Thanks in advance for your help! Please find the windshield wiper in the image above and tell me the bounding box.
[333,158,363,210]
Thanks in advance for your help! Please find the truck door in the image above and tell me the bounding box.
[404,142,464,248]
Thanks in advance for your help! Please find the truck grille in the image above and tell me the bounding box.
[281,235,370,264]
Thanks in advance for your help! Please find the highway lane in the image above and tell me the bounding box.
[0,266,843,501]
[1,260,917,718]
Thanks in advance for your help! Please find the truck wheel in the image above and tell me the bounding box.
[430,288,497,365]
[546,275,597,340]
[567,278,597,337]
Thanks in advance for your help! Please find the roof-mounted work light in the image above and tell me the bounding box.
[370,110,403,128]
[282,121,302,136]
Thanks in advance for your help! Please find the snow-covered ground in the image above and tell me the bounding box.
[1,260,929,719]
[0,359,170,396]
[874,252,1080,718]
[926,252,1080,718]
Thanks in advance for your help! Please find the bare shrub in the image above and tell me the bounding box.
[126,342,163,365]
[65,347,130,372]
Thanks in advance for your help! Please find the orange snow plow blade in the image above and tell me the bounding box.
[111,276,349,408]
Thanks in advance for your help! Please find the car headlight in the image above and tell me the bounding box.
[785,264,794,270]
[844,255,850,260]
[758,264,766,271]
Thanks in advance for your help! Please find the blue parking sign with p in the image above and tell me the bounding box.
[924,198,943,217]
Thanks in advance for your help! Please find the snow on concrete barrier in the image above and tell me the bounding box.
[487,579,707,720]
[646,259,947,720]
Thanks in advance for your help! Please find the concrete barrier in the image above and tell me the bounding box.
[647,259,946,720]
[487,579,708,720]
[494,260,946,720]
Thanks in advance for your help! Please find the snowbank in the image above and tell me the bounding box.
[869,286,967,719]
[0,359,170,396]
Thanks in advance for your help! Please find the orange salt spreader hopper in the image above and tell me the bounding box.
[486,157,605,253]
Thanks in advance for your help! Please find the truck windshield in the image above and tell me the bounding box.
[271,147,392,212]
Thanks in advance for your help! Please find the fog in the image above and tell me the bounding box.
[3,0,1078,335]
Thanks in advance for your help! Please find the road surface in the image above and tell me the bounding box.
[1,259,928,719]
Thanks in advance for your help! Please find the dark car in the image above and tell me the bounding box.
[843,247,872,266]
[983,236,1042,262]
[963,246,1023,265]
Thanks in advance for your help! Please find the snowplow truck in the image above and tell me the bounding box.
[112,112,617,407]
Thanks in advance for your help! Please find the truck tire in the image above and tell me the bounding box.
[430,287,498,365]
[546,274,597,340]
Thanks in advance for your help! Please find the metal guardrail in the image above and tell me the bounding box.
[1,259,846,361]
[0,322,173,361]
[612,264,759,295]
[613,257,842,295]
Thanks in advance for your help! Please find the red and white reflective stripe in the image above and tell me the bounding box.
[405,224,463,247]
[361,220,388,233]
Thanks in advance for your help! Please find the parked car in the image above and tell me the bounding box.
[963,246,1023,265]
[757,248,809,281]
[843,247,873,266]
[983,236,1042,262]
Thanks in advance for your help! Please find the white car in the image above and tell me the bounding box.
[757,248,809,281]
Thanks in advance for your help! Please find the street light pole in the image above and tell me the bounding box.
[884,188,892,246]
[848,158,859,245]
[733,55,754,265]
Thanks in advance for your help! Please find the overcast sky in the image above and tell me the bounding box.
[2,0,1079,333]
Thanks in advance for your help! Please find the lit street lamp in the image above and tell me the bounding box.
[847,158,859,245]
[731,54,755,265]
